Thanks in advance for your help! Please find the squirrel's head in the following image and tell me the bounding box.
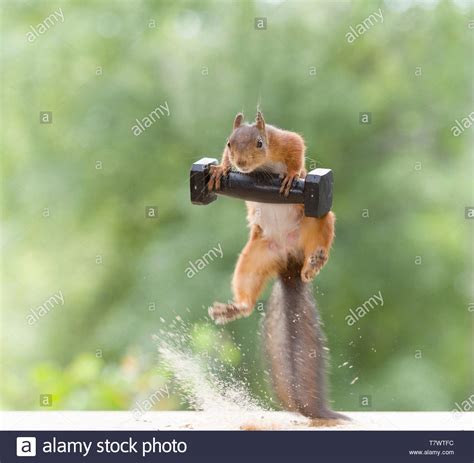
[226,111,267,173]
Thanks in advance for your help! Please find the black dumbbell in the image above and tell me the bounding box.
[190,157,333,218]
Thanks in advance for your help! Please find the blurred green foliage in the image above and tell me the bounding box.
[1,0,472,412]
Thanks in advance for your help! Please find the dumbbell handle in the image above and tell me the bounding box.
[217,171,305,204]
[190,157,333,217]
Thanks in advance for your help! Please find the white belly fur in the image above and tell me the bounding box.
[247,202,302,250]
[247,160,302,253]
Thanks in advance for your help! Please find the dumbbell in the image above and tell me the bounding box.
[190,157,333,218]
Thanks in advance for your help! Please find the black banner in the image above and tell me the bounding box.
[1,430,472,463]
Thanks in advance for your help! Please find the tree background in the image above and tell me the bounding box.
[1,0,472,412]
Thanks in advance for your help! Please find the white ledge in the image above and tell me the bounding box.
[1,411,472,431]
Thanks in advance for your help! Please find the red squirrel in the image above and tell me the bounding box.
[207,111,345,421]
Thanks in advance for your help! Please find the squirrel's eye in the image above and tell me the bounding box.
[227,141,231,148]
[256,139,263,148]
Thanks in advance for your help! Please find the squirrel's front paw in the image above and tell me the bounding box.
[208,164,230,191]
[208,302,250,325]
[280,172,299,197]
[301,247,328,282]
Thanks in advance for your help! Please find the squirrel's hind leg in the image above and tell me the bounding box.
[209,231,278,325]
[299,211,335,283]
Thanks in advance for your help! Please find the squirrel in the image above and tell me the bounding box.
[207,110,346,421]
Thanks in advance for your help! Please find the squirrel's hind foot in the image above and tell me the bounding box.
[301,247,328,282]
[208,301,251,325]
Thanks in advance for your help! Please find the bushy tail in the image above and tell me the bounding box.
[263,258,346,420]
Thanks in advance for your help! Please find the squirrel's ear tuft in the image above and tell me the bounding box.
[255,110,265,132]
[233,113,244,129]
